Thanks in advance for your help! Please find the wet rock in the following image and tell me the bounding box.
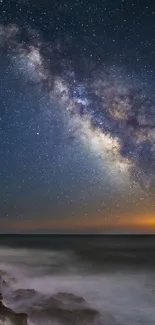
[0,271,9,292]
[4,312,27,325]
[53,292,86,304]
[35,292,86,311]
[51,306,99,324]
[29,292,100,325]
[30,306,100,325]
[0,292,27,325]
[6,289,42,313]
[13,289,37,301]
[38,296,64,309]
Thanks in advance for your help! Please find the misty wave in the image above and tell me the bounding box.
[0,247,155,325]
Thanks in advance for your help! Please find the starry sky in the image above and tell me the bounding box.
[1,0,155,233]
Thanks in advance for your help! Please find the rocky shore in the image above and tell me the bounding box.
[0,269,118,325]
[0,270,102,325]
[0,293,27,325]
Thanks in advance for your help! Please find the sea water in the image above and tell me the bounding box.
[0,235,155,325]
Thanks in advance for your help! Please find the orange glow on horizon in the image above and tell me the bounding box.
[1,212,155,232]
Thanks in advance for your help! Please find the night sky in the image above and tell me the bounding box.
[1,0,155,233]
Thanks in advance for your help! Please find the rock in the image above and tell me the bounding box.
[37,292,86,311]
[0,271,16,290]
[50,306,99,324]
[38,296,64,309]
[0,272,9,292]
[12,289,37,301]
[0,292,27,325]
[53,292,86,304]
[29,292,100,325]
[5,312,27,325]
[30,306,100,325]
[6,289,44,313]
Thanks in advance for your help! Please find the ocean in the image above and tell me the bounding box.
[0,235,155,325]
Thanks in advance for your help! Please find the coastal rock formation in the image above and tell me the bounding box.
[0,293,27,325]
[29,292,100,325]
[0,270,116,325]
[53,292,86,304]
[10,289,37,302]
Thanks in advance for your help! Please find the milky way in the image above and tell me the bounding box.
[1,23,155,192]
